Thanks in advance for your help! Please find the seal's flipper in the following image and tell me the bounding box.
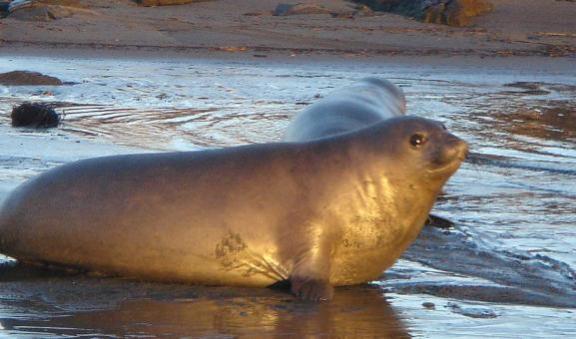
[290,277,334,302]
[288,227,335,301]
[269,279,334,301]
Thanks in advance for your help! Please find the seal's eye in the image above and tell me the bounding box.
[410,134,427,148]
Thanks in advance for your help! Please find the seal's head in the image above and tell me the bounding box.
[360,116,468,193]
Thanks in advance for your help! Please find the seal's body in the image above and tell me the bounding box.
[0,117,466,301]
[285,78,406,142]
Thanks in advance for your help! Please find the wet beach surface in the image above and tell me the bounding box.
[0,55,575,337]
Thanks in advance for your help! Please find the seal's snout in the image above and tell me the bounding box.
[448,134,469,161]
[445,133,468,161]
[427,131,468,176]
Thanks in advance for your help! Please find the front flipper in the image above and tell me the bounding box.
[288,229,335,302]
[291,277,334,301]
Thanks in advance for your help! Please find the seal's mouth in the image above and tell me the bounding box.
[426,136,469,175]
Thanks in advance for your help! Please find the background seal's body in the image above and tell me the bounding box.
[285,78,406,142]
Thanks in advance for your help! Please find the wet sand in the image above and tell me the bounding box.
[1,0,575,337]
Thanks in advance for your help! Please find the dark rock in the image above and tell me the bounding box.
[353,0,493,27]
[422,302,436,310]
[0,71,63,86]
[11,102,60,128]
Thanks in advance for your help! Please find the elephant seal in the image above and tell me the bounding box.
[0,118,467,303]
[285,77,406,142]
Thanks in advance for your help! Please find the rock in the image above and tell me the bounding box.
[424,0,493,27]
[273,3,332,16]
[7,1,92,21]
[352,0,492,27]
[0,71,63,86]
[422,302,436,310]
[135,0,202,6]
[11,102,60,128]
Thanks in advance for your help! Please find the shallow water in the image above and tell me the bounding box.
[0,55,575,337]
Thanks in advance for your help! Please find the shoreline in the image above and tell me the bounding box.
[2,36,574,58]
[2,42,576,76]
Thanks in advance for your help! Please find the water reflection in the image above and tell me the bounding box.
[0,268,409,338]
[493,104,575,143]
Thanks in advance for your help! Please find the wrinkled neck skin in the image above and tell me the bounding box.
[314,130,449,286]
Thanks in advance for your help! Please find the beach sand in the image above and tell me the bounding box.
[1,0,575,59]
